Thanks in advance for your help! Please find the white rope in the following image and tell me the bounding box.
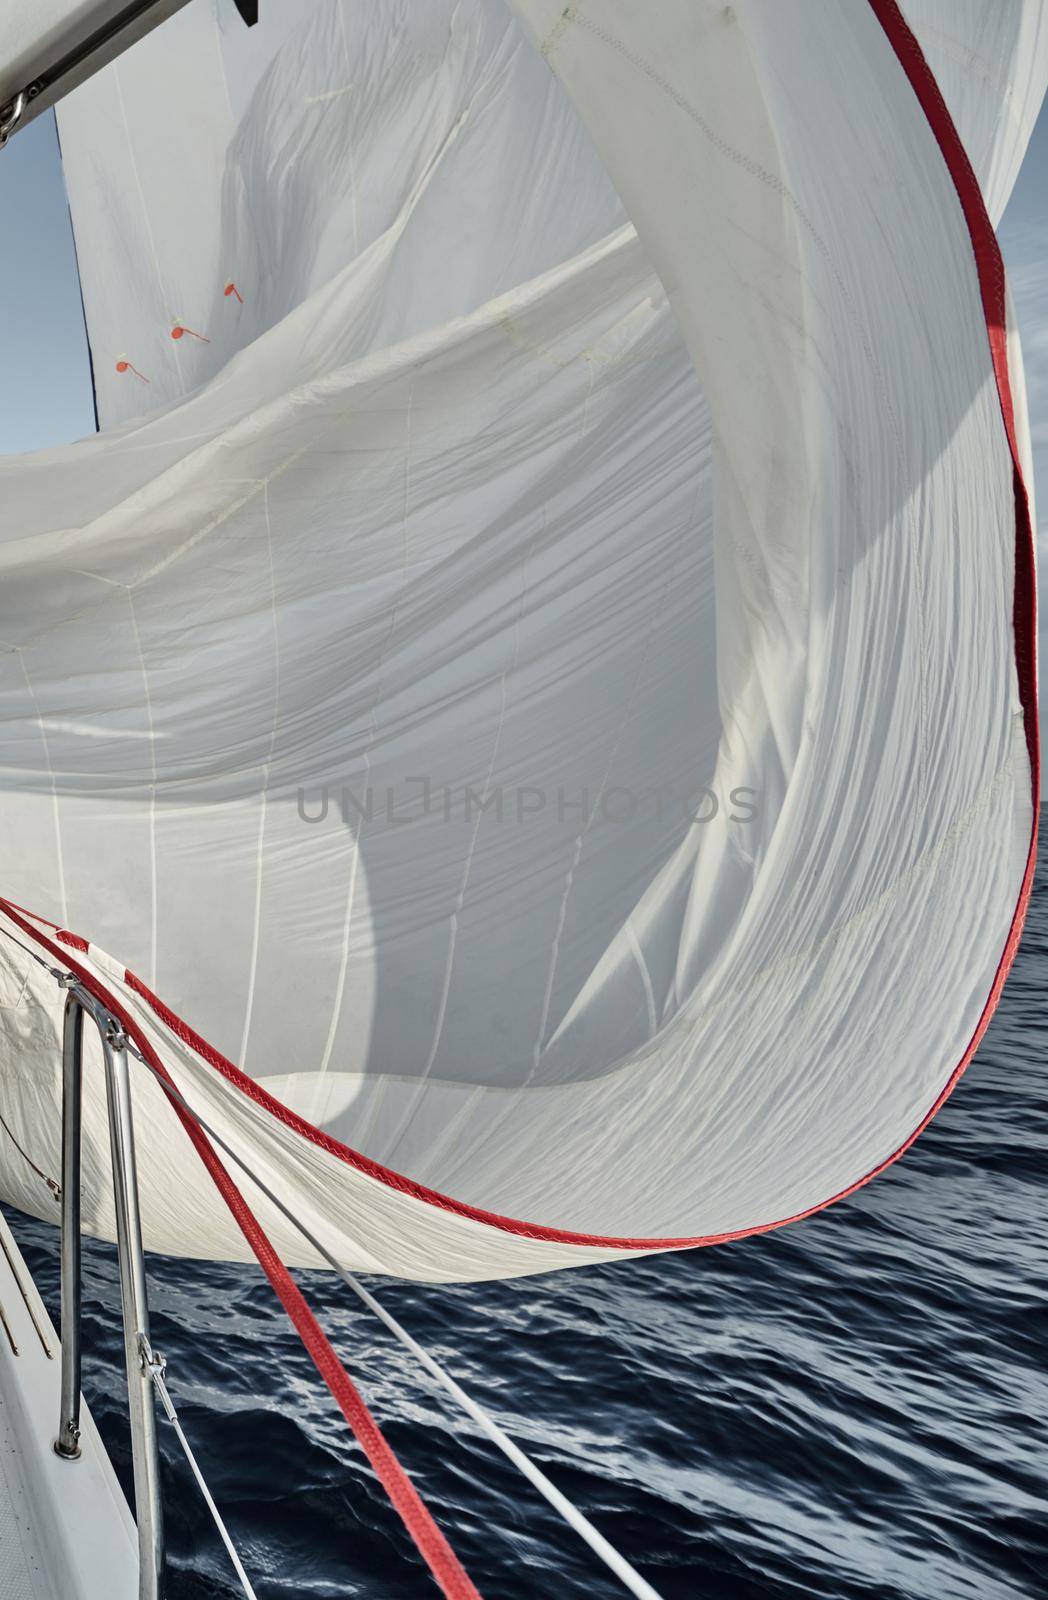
[132,1052,665,1600]
[334,1269,665,1600]
[0,935,261,1595]
[147,1359,259,1600]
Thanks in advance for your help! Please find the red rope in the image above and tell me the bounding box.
[0,898,483,1600]
[148,1064,484,1600]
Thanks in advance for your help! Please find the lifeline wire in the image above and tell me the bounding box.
[0,923,63,1198]
[0,922,258,1596]
[0,1107,60,1200]
[2,910,657,1596]
[0,916,661,1597]
[147,1352,259,1600]
[0,920,476,1599]
[126,1043,664,1600]
[41,951,484,1600]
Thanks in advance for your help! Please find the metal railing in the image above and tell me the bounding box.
[53,979,165,1600]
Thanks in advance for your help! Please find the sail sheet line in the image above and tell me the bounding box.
[0,0,1044,1276]
[130,1044,666,1600]
[148,1352,260,1600]
[0,900,485,1600]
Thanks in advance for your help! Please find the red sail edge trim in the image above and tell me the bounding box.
[0,0,1038,1257]
[0,903,483,1600]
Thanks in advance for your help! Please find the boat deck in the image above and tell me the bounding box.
[0,1207,137,1599]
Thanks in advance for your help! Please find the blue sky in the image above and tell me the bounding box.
[1,95,1046,611]
[0,114,96,452]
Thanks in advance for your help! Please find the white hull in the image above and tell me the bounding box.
[0,1207,136,1600]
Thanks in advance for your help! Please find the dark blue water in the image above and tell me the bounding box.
[9,847,1048,1599]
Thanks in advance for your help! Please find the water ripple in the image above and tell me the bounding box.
[9,846,1048,1597]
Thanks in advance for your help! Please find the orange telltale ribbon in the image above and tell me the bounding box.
[224,281,243,303]
[115,357,149,382]
[171,320,210,343]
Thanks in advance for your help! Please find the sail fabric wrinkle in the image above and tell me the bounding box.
[56,0,630,427]
[901,0,1048,225]
[0,0,1041,1278]
[52,2,235,421]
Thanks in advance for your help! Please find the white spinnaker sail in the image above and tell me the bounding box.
[903,0,1048,223]
[0,0,1042,1279]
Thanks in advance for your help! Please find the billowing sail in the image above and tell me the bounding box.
[0,0,1042,1280]
[903,0,1048,223]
